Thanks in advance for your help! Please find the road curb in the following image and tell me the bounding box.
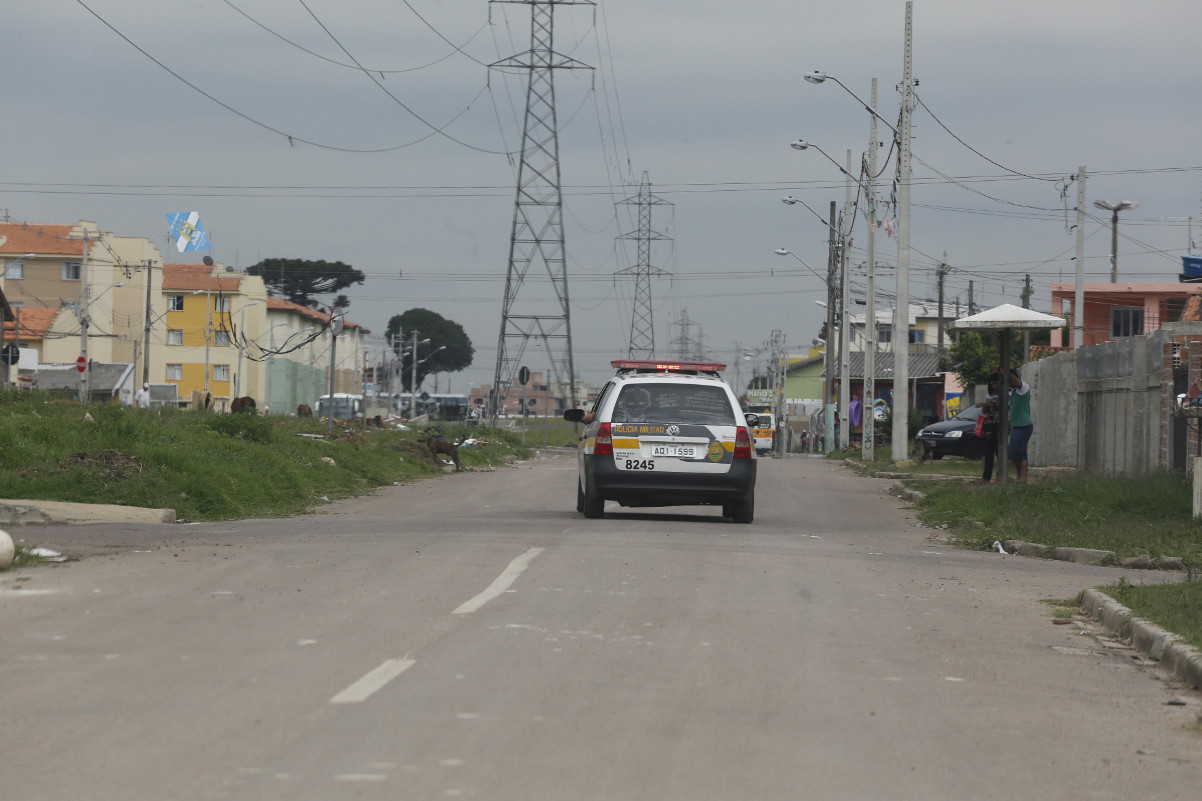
[1081,589,1202,690]
[0,499,176,526]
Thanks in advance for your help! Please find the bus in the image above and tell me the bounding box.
[318,393,364,419]
[397,393,469,421]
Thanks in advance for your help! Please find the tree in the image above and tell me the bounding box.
[942,328,1052,390]
[246,258,365,309]
[386,308,474,391]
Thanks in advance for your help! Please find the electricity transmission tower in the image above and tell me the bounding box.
[617,171,672,359]
[489,0,594,418]
[668,308,706,362]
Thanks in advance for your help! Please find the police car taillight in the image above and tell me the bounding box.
[594,423,613,455]
[734,426,753,459]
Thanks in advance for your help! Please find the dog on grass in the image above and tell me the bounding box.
[418,433,462,472]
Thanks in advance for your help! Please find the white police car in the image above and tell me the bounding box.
[563,360,759,523]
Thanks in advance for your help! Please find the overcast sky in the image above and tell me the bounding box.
[5,1,1201,393]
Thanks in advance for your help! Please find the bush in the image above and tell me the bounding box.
[202,411,275,443]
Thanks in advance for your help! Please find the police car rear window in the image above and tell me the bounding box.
[614,384,736,425]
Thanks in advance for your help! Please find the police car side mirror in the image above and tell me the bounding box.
[564,408,585,423]
[745,413,760,427]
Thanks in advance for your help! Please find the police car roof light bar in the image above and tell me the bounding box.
[610,359,727,375]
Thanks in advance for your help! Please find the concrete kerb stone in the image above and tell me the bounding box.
[0,499,176,526]
[1081,589,1202,691]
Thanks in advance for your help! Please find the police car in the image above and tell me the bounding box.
[563,360,759,523]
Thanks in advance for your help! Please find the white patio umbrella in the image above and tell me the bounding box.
[950,304,1066,484]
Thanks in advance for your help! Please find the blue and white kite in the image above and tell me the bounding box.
[165,211,211,253]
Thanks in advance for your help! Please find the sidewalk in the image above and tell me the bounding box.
[0,498,176,526]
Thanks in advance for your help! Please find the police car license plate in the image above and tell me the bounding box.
[651,444,695,458]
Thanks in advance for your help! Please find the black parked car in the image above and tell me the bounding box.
[913,404,985,460]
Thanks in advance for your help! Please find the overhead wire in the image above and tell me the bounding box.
[73,0,512,155]
[220,0,489,72]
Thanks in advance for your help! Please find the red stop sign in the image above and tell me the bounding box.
[76,356,87,373]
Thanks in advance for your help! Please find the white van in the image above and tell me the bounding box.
[750,412,776,455]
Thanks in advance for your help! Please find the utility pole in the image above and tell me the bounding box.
[617,171,671,359]
[326,314,342,435]
[862,78,880,464]
[891,0,914,463]
[203,293,212,393]
[936,257,950,357]
[968,281,975,316]
[1073,166,1088,349]
[489,0,593,423]
[1021,273,1033,362]
[839,150,854,449]
[70,229,95,403]
[410,329,422,423]
[141,259,155,386]
[824,201,838,453]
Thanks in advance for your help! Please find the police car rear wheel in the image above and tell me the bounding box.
[582,480,605,518]
[731,492,754,524]
[576,481,586,514]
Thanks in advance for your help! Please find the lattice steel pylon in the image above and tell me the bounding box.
[489,0,594,419]
[617,171,672,359]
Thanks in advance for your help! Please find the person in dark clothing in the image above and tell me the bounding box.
[977,372,1001,484]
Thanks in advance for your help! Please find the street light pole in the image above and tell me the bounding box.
[1093,199,1138,283]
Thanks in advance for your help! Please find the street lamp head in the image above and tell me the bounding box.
[803,70,828,85]
[790,139,810,151]
[781,196,799,206]
[1094,199,1139,212]
[774,248,791,256]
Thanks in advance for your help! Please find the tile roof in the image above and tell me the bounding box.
[266,295,366,331]
[0,222,85,256]
[1,306,62,340]
[162,263,244,293]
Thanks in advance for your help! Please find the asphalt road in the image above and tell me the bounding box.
[2,453,1199,801]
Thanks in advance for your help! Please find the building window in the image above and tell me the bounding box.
[167,329,183,345]
[1112,307,1144,338]
[167,364,183,380]
[4,259,24,279]
[877,327,892,344]
[169,295,185,311]
[909,329,926,345]
[214,330,231,347]
[214,296,231,313]
[213,364,230,382]
[62,261,81,280]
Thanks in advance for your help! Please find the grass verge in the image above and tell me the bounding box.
[0,390,537,524]
[1099,577,1202,653]
[899,468,1202,651]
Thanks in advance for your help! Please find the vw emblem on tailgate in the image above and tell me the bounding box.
[666,425,680,437]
